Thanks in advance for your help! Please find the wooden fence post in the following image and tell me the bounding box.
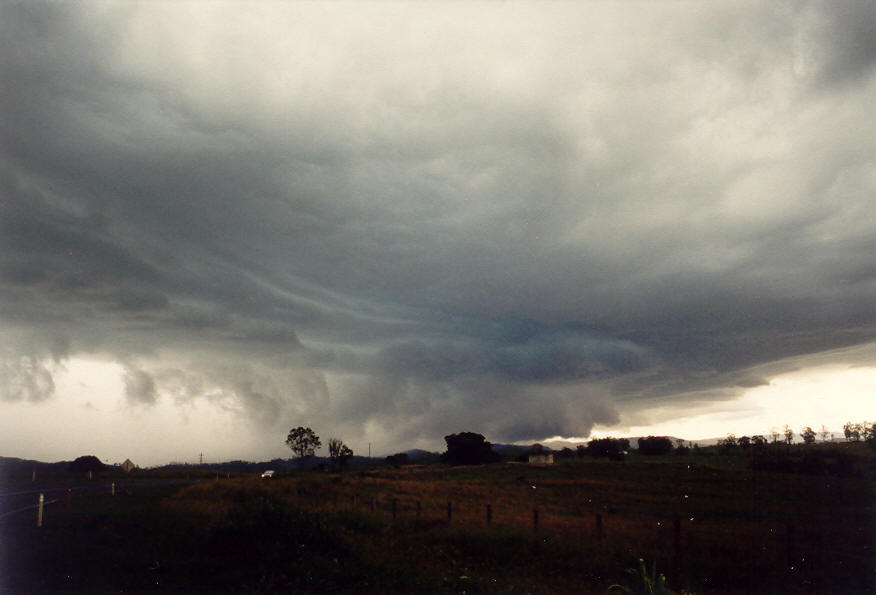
[66,489,71,507]
[416,500,422,518]
[37,493,44,527]
[673,514,681,558]
[447,501,452,523]
[533,508,539,531]
[392,498,398,521]
[595,513,603,540]
[786,522,797,566]
[486,504,492,526]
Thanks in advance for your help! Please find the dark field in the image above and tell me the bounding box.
[2,447,874,594]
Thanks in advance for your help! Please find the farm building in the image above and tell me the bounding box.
[121,459,136,473]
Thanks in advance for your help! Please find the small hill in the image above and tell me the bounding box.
[0,456,71,479]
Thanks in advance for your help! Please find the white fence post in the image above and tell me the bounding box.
[37,493,44,527]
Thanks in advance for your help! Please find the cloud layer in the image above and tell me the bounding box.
[1,2,875,453]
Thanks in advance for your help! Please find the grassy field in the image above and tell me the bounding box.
[2,448,874,593]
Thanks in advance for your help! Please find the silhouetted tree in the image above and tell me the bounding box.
[800,426,816,445]
[722,434,738,447]
[843,422,861,442]
[865,422,876,448]
[69,455,106,474]
[286,426,321,466]
[637,436,673,456]
[783,425,794,445]
[328,438,353,470]
[384,452,410,467]
[717,435,738,454]
[441,432,501,465]
[587,437,629,459]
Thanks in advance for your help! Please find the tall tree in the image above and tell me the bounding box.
[638,436,673,455]
[328,438,353,470]
[286,427,321,466]
[441,432,501,465]
[800,426,816,445]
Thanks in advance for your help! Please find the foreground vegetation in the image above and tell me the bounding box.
[2,443,873,593]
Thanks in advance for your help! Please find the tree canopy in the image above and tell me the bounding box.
[586,437,630,459]
[286,427,321,462]
[69,455,106,474]
[441,432,501,466]
[328,438,353,470]
[637,436,673,456]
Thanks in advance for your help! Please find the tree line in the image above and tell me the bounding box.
[285,420,875,473]
[717,421,876,449]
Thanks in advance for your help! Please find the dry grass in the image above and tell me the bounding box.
[161,456,874,593]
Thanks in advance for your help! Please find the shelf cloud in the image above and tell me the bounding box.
[1,2,874,455]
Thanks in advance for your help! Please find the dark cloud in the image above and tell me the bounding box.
[1,2,874,454]
[123,366,157,406]
[1,356,56,403]
[805,2,876,89]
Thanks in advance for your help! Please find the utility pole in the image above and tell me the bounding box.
[199,452,204,465]
[368,443,371,458]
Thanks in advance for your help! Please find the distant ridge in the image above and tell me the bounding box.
[3,436,736,474]
[0,456,71,477]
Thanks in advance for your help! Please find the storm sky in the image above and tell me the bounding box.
[2,2,875,465]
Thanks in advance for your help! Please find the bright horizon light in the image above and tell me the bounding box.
[587,364,875,442]
[2,355,873,465]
